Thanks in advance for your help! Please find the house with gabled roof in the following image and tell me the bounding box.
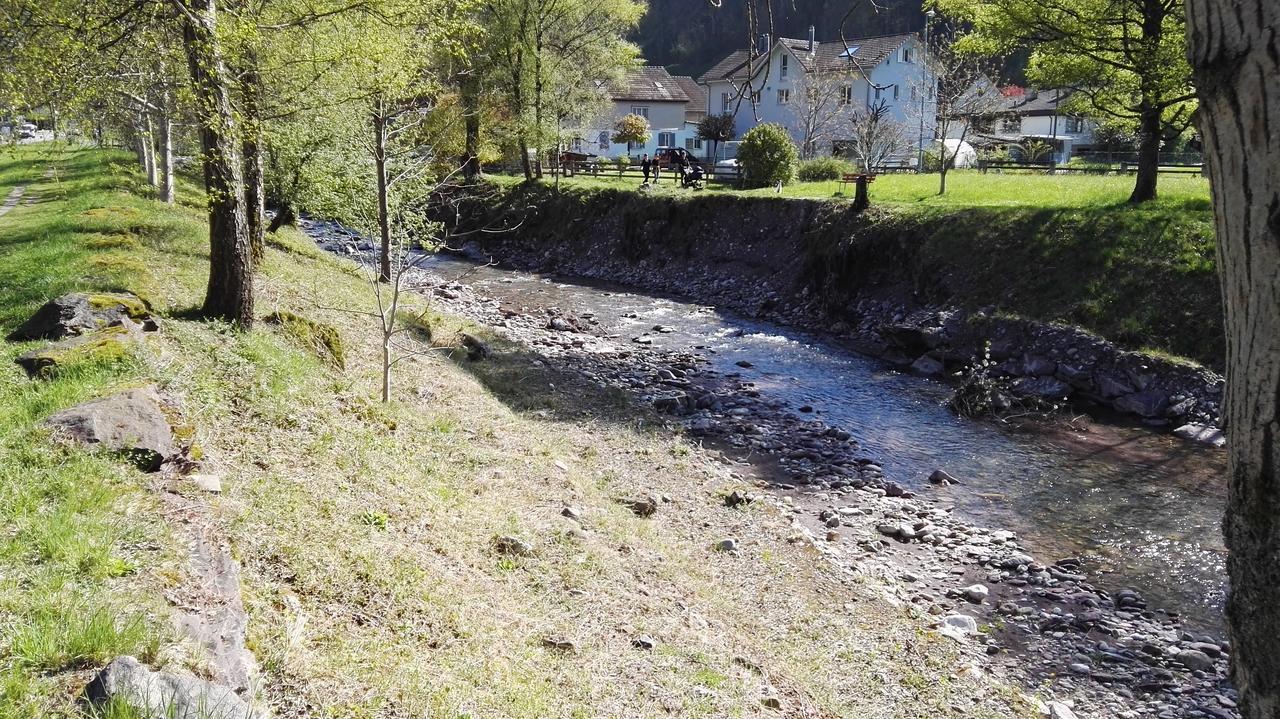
[951,86,1100,163]
[698,28,936,161]
[573,65,707,160]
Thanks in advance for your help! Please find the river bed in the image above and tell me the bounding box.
[412,250,1228,633]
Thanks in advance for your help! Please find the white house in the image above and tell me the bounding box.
[575,66,705,160]
[952,87,1100,163]
[698,29,936,161]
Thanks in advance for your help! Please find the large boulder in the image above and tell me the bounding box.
[8,291,154,341]
[84,656,265,719]
[1113,390,1170,418]
[44,386,179,471]
[15,323,142,377]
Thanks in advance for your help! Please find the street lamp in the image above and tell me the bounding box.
[917,9,936,171]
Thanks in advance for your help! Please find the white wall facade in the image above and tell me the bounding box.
[703,38,935,161]
[577,100,704,160]
[952,112,1100,162]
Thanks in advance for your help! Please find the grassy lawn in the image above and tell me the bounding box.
[493,168,1212,211]
[0,144,1034,717]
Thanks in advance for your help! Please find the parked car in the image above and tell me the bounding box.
[654,146,697,171]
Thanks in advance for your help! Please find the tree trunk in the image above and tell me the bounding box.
[1187,1,1280,716]
[240,50,266,262]
[938,165,948,195]
[853,175,869,211]
[178,0,254,326]
[381,334,392,402]
[158,99,175,204]
[1128,101,1161,203]
[460,70,482,179]
[373,108,392,284]
[518,134,533,181]
[142,112,158,187]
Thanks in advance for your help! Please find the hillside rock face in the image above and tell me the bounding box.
[44,386,178,471]
[8,291,154,341]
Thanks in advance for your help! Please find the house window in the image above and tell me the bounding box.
[685,137,703,150]
[1001,116,1021,133]
[721,92,731,113]
[627,140,644,151]
[777,89,790,104]
[598,131,609,151]
[780,54,789,79]
[841,85,853,105]
[750,90,761,103]
[902,47,914,63]
[630,105,649,118]
[893,85,899,101]
[874,86,882,101]
[657,131,676,147]
[1066,117,1084,133]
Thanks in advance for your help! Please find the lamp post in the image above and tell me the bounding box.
[917,9,936,171]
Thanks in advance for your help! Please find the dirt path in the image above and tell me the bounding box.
[0,186,26,218]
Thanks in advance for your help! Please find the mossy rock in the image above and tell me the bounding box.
[395,309,434,342]
[264,311,345,369]
[16,324,140,378]
[8,291,155,340]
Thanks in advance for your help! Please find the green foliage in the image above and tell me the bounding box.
[736,123,798,187]
[611,113,650,146]
[797,157,852,182]
[696,112,736,159]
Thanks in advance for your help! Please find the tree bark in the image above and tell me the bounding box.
[240,51,266,262]
[178,0,254,326]
[142,112,158,187]
[373,107,392,283]
[1129,100,1161,203]
[460,70,482,179]
[1186,0,1280,716]
[157,95,175,204]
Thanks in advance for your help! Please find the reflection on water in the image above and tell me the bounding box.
[423,253,1228,632]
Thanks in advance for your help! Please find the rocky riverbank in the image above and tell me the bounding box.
[442,185,1225,443]
[305,217,1237,719]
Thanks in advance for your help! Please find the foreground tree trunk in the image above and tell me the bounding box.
[1128,101,1162,203]
[177,0,254,326]
[1186,0,1280,716]
[240,50,266,262]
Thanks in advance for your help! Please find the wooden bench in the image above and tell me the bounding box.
[838,173,877,192]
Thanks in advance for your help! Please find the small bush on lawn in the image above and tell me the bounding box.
[737,123,798,187]
[797,157,853,182]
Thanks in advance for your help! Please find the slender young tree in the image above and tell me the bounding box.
[1185,0,1280,715]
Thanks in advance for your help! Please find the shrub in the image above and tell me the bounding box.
[797,157,852,182]
[736,123,798,187]
[613,155,630,176]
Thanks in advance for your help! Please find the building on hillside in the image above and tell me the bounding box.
[950,87,1100,163]
[573,66,705,160]
[697,28,936,162]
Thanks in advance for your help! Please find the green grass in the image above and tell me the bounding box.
[495,168,1212,210]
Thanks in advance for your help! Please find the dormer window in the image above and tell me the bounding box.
[840,45,861,58]
[780,54,789,79]
[902,47,914,63]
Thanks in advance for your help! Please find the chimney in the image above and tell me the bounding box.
[760,33,771,54]
[808,26,816,52]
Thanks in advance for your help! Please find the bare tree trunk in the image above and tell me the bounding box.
[1129,100,1161,203]
[240,50,266,262]
[1186,0,1280,716]
[373,107,392,283]
[178,0,254,326]
[938,165,948,195]
[158,93,175,204]
[142,112,158,187]
[460,70,482,179]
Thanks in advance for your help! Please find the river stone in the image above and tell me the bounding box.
[962,584,989,603]
[1022,354,1057,376]
[8,291,154,341]
[1012,376,1072,399]
[938,614,978,640]
[43,386,178,471]
[1173,423,1226,448]
[929,469,957,485]
[910,355,945,376]
[1113,390,1170,418]
[1176,649,1216,673]
[1097,374,1136,398]
[1048,702,1079,719]
[84,656,264,719]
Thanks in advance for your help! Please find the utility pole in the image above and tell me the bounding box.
[917,9,936,171]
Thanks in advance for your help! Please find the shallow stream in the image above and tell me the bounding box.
[418,250,1228,633]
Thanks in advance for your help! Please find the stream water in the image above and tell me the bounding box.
[419,250,1229,634]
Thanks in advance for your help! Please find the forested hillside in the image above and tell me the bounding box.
[632,0,925,75]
